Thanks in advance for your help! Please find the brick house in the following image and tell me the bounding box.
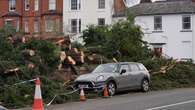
[0,0,63,38]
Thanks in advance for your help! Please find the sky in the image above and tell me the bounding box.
[125,0,157,7]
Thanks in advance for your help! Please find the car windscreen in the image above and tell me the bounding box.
[92,64,118,73]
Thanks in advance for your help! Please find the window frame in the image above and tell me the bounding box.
[34,0,39,11]
[49,0,56,10]
[71,19,78,33]
[182,15,191,30]
[24,21,29,33]
[9,0,16,12]
[98,18,105,26]
[154,16,162,31]
[71,0,80,10]
[98,0,105,9]
[45,19,54,32]
[24,0,30,11]
[34,20,39,33]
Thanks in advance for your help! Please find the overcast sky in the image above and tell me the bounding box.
[126,0,157,7]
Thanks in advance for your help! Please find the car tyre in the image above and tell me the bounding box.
[107,81,116,96]
[141,79,149,92]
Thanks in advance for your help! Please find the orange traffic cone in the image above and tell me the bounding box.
[103,86,109,98]
[32,78,44,110]
[80,88,86,101]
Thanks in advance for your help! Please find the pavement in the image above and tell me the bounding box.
[15,88,195,110]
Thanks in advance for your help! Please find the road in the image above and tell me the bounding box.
[17,88,195,110]
[49,88,195,110]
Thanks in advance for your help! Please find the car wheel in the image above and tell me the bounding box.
[141,79,149,92]
[107,81,116,96]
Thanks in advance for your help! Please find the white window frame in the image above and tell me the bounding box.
[24,21,29,33]
[71,0,80,10]
[24,0,30,11]
[49,0,56,10]
[34,0,39,11]
[9,0,16,12]
[182,15,191,30]
[98,0,105,9]
[45,19,54,32]
[34,21,39,33]
[154,16,162,31]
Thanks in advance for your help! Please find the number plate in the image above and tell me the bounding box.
[78,84,89,88]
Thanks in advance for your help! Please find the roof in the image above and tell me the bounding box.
[114,0,195,17]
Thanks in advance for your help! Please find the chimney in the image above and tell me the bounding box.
[140,0,152,3]
[114,0,126,13]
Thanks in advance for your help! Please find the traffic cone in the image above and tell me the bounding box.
[103,86,109,98]
[32,78,44,110]
[80,88,86,101]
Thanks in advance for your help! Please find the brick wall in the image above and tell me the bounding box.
[0,0,63,38]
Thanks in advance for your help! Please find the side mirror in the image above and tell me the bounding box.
[120,69,126,74]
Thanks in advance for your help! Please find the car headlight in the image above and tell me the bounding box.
[96,75,104,81]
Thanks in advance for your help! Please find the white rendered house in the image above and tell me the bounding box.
[63,0,126,42]
[114,0,195,62]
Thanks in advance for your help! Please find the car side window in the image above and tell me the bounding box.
[130,64,139,72]
[120,64,129,73]
[138,64,146,71]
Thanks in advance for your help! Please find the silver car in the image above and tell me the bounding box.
[74,62,150,96]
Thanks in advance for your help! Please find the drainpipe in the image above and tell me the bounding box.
[192,12,195,63]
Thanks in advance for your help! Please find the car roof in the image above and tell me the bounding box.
[103,62,142,65]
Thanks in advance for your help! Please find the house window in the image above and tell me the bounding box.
[71,0,80,10]
[71,19,77,33]
[25,0,30,11]
[98,18,105,26]
[24,21,29,33]
[49,0,56,10]
[9,0,16,11]
[98,0,105,9]
[5,19,19,32]
[34,0,39,11]
[34,21,39,33]
[182,15,191,30]
[154,16,162,30]
[45,19,54,32]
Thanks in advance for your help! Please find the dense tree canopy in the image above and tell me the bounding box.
[81,17,153,61]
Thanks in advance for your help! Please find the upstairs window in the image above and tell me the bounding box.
[25,0,30,11]
[9,0,16,11]
[98,0,105,9]
[154,16,162,30]
[34,0,39,11]
[98,18,105,26]
[71,0,80,10]
[182,15,191,30]
[49,0,56,10]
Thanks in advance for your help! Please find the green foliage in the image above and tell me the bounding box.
[81,17,153,61]
[82,25,109,47]
[151,62,195,90]
[0,25,16,38]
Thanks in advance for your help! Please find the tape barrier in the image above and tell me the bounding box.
[3,78,37,88]
[46,89,79,107]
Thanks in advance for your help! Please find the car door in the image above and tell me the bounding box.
[129,64,142,87]
[116,64,132,89]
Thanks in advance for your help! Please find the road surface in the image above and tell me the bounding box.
[17,88,195,110]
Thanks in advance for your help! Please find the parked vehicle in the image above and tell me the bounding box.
[74,62,150,96]
[0,106,7,110]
